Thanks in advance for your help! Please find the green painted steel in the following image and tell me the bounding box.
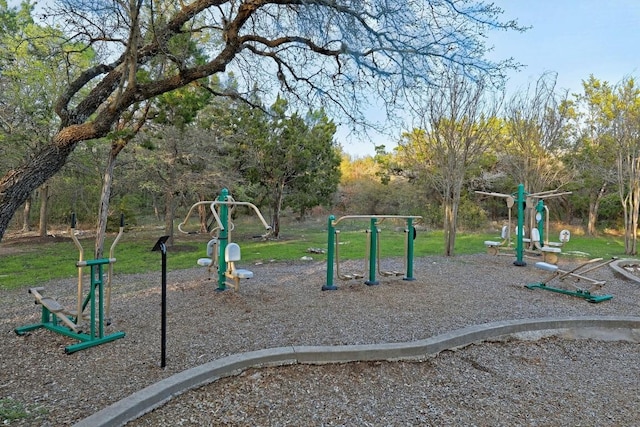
[14,258,126,354]
[514,184,526,266]
[216,188,230,291]
[14,215,126,353]
[180,189,271,291]
[536,199,545,244]
[324,215,421,290]
[404,218,416,281]
[525,282,613,303]
[365,218,379,286]
[323,215,338,290]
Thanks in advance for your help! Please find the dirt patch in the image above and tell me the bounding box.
[0,233,71,256]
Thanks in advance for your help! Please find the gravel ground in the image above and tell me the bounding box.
[2,253,640,426]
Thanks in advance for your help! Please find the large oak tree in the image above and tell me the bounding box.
[0,0,521,240]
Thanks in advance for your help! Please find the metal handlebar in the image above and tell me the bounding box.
[178,200,272,234]
[331,215,422,226]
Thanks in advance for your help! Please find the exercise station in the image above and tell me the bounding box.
[477,184,572,265]
[15,213,126,354]
[323,214,421,290]
[178,188,272,292]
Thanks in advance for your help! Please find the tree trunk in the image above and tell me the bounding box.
[38,184,49,237]
[0,142,77,241]
[197,194,210,233]
[271,181,285,239]
[95,147,120,259]
[587,183,606,237]
[21,194,32,232]
[631,179,640,255]
[164,190,175,246]
[443,195,458,257]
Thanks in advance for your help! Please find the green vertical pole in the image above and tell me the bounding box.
[89,265,96,338]
[514,184,527,266]
[404,218,416,281]
[365,218,379,286]
[323,215,338,290]
[217,188,229,291]
[536,200,545,244]
[97,263,104,338]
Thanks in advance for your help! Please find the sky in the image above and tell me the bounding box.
[343,0,640,157]
[8,0,640,157]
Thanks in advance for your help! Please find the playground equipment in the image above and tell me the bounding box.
[15,214,126,354]
[477,184,571,266]
[178,189,271,291]
[323,215,422,290]
[526,258,616,303]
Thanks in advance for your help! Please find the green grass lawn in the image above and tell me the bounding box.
[0,218,632,291]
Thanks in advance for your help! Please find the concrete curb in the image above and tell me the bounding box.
[73,316,640,427]
[610,258,640,284]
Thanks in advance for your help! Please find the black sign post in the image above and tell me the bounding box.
[151,236,170,369]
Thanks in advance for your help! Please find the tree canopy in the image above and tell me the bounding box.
[0,0,522,240]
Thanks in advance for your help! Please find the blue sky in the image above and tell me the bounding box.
[490,0,640,96]
[345,0,640,157]
[8,0,640,156]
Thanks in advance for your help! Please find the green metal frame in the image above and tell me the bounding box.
[15,214,125,353]
[525,282,613,303]
[478,184,571,267]
[15,258,125,353]
[178,189,272,292]
[324,215,421,290]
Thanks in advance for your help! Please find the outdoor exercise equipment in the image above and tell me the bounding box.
[526,258,616,303]
[477,184,571,266]
[15,213,126,354]
[323,215,421,290]
[178,188,271,291]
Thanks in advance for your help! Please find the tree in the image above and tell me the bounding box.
[610,77,640,255]
[0,0,523,241]
[499,73,571,193]
[396,69,501,256]
[566,76,618,236]
[285,108,342,220]
[134,82,218,245]
[239,97,341,237]
[0,0,91,235]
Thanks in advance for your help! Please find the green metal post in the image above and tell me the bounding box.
[217,188,229,291]
[365,218,379,286]
[536,200,545,244]
[323,215,338,290]
[514,184,527,266]
[404,218,416,281]
[65,258,125,353]
[90,265,96,338]
[96,263,104,338]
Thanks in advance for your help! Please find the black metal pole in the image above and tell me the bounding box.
[160,242,167,369]
[151,236,170,369]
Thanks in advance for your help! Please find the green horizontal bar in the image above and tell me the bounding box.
[65,332,126,354]
[526,283,613,303]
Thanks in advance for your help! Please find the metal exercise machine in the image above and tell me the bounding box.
[323,215,421,290]
[526,258,616,303]
[15,213,126,353]
[178,188,271,291]
[477,184,572,266]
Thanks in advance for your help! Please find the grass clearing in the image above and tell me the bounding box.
[0,217,632,291]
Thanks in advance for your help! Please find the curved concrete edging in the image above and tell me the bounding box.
[73,316,640,427]
[610,258,640,284]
